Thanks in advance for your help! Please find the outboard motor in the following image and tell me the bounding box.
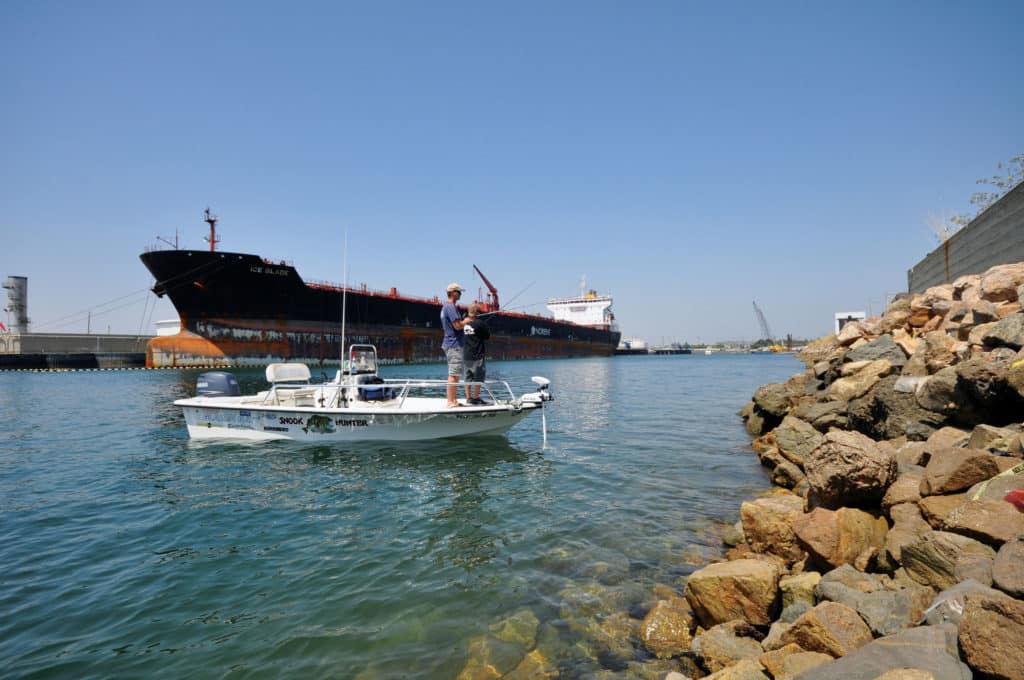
[196,371,241,397]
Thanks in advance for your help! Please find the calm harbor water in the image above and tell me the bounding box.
[1,353,799,679]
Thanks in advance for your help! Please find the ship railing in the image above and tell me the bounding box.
[380,379,517,408]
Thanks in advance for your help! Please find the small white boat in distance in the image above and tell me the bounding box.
[175,345,553,442]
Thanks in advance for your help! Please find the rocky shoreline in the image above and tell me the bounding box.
[669,261,1024,679]
[455,261,1024,679]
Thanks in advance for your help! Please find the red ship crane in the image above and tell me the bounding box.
[203,207,220,252]
[472,264,499,312]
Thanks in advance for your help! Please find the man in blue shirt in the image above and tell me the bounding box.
[441,282,466,406]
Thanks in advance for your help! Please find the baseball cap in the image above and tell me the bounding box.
[446,282,465,293]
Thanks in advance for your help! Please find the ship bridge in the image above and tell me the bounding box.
[546,277,617,330]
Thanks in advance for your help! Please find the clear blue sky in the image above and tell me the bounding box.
[2,1,1021,342]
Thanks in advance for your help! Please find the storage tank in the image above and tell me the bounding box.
[3,276,28,333]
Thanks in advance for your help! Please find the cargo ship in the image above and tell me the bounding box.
[139,211,621,368]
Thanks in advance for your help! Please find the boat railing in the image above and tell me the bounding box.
[379,378,517,408]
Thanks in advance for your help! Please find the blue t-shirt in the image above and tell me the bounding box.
[441,302,464,349]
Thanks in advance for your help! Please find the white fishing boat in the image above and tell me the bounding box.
[175,345,553,442]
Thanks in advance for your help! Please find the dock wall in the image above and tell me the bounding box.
[907,182,1024,293]
[0,332,151,370]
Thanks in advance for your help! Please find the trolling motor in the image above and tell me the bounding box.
[521,376,553,446]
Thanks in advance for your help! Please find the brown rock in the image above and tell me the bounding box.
[885,503,931,563]
[740,495,807,564]
[967,423,1021,452]
[892,329,920,357]
[979,262,1024,303]
[894,442,929,467]
[882,468,924,510]
[943,499,1024,546]
[758,642,805,678]
[793,507,887,568]
[692,620,765,673]
[503,649,558,680]
[640,597,694,659]
[992,536,1024,597]
[838,322,866,346]
[918,492,968,528]
[919,447,1000,495]
[780,601,873,658]
[701,659,771,680]
[958,591,1024,680]
[684,559,780,628]
[829,360,895,402]
[901,530,997,590]
[805,430,897,509]
[924,426,971,450]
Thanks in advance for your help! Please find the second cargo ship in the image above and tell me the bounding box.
[139,211,621,368]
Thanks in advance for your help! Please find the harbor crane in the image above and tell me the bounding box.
[753,301,790,352]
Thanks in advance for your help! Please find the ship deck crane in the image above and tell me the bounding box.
[472,265,499,312]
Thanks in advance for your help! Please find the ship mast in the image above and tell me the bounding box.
[203,208,219,252]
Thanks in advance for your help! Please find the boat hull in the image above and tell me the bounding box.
[179,402,537,442]
[140,249,620,367]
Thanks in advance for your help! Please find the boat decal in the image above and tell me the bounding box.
[303,415,336,434]
[334,419,369,428]
[263,426,289,432]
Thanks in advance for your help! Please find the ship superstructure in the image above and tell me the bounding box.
[546,276,617,330]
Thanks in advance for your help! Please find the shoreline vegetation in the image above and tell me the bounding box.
[455,261,1024,680]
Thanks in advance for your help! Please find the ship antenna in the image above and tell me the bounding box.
[339,229,349,372]
[203,208,219,252]
[579,275,586,297]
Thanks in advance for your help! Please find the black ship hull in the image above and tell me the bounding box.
[140,250,620,367]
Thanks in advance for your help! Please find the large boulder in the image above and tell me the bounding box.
[918,492,969,529]
[691,620,764,673]
[992,535,1024,597]
[792,507,887,569]
[828,360,895,402]
[943,498,1024,546]
[740,495,806,564]
[640,597,694,659]
[979,262,1024,303]
[773,415,824,467]
[958,591,1024,680]
[752,383,792,419]
[901,530,997,590]
[982,312,1024,350]
[795,622,971,680]
[684,559,780,628]
[953,356,1024,426]
[919,447,1001,495]
[844,334,907,367]
[779,601,873,658]
[804,430,897,508]
[848,375,946,441]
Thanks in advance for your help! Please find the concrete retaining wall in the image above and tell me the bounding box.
[0,332,150,355]
[907,182,1024,293]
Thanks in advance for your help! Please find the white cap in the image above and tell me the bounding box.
[446,282,465,293]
